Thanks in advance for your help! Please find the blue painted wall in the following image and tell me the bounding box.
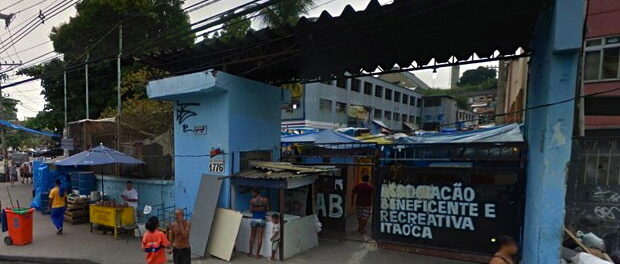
[96,176,174,223]
[147,71,283,213]
[522,1,584,263]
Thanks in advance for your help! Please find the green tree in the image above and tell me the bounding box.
[458,66,497,86]
[100,67,172,135]
[19,0,193,134]
[259,0,315,27]
[211,15,252,42]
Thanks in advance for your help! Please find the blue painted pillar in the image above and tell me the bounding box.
[522,1,584,263]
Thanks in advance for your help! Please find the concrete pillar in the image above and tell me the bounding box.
[522,1,584,263]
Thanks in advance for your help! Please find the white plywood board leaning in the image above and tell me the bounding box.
[283,214,319,259]
[207,208,243,261]
[189,175,223,257]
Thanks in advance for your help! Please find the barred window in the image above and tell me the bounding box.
[319,98,332,112]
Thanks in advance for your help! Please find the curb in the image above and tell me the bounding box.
[0,255,99,264]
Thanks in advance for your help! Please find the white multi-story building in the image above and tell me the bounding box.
[282,76,424,130]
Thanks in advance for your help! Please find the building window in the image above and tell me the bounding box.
[424,97,442,107]
[584,36,620,81]
[402,94,409,104]
[351,79,361,92]
[402,114,407,122]
[409,116,415,123]
[385,89,392,100]
[336,102,347,113]
[394,91,401,102]
[385,111,392,120]
[374,109,382,119]
[363,82,373,95]
[393,112,400,121]
[417,98,422,108]
[319,98,332,112]
[336,77,347,89]
[416,116,421,124]
[375,85,383,97]
[410,96,416,106]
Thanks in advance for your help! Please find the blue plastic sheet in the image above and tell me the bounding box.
[30,161,75,210]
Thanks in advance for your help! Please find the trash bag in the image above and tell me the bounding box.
[572,252,613,264]
[577,231,606,251]
[605,233,620,263]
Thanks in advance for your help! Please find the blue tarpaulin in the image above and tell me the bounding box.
[30,160,74,210]
[394,123,524,144]
[281,129,359,144]
[0,119,59,138]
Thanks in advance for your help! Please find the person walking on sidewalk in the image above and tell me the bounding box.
[168,209,191,264]
[48,179,67,235]
[142,216,170,264]
[8,164,17,185]
[490,235,518,264]
[352,175,374,233]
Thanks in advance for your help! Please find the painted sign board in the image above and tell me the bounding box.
[374,166,524,254]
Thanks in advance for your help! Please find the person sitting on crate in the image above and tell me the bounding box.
[48,179,67,235]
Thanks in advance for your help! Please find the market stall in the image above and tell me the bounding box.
[89,202,135,239]
[55,143,144,239]
[231,161,335,260]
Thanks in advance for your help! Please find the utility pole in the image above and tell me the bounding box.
[63,70,69,156]
[116,24,122,152]
[0,91,7,182]
[85,53,89,119]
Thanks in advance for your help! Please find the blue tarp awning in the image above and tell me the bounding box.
[281,131,319,143]
[0,119,59,138]
[280,129,360,144]
[314,130,359,144]
[395,123,524,144]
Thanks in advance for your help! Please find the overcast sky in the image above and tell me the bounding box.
[0,0,495,120]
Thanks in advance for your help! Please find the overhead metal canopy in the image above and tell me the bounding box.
[146,0,545,83]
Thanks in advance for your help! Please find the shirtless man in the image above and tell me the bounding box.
[168,209,191,264]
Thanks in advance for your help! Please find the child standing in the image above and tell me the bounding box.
[142,216,171,264]
[270,214,281,261]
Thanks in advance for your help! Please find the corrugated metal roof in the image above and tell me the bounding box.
[146,0,545,83]
[234,161,337,180]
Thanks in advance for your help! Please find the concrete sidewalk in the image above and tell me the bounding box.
[0,182,474,264]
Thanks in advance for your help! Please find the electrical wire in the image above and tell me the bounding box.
[437,85,620,128]
[0,0,26,12]
[14,0,50,14]
[0,0,78,53]
[6,0,318,89]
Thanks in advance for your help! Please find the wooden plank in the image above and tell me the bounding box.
[564,228,594,255]
[206,208,242,261]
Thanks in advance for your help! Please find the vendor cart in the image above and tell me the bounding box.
[89,204,134,239]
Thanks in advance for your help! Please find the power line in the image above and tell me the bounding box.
[0,0,77,53]
[14,0,50,14]
[6,0,305,90]
[0,0,26,12]
[0,0,62,39]
[438,85,620,128]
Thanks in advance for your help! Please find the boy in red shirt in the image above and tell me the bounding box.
[352,175,374,233]
[142,216,171,264]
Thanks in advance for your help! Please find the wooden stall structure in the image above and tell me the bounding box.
[231,161,336,260]
[291,143,378,237]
